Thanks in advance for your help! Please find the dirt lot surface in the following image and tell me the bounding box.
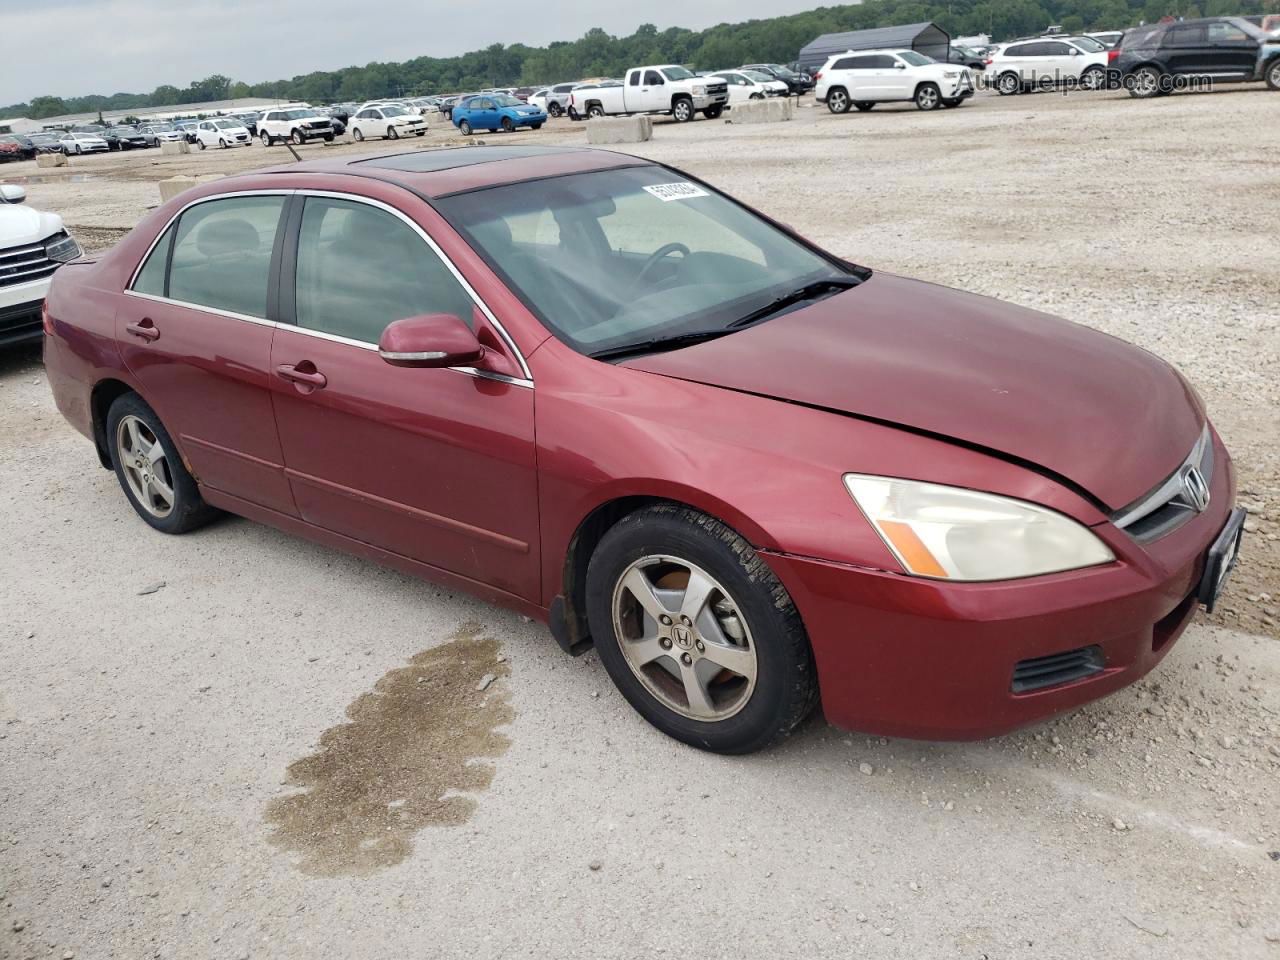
[3,86,1279,959]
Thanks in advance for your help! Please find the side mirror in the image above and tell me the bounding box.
[1071,49,1083,56]
[378,313,484,368]
[894,62,907,69]
[0,184,25,204]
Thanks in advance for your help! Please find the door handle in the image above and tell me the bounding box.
[276,363,327,388]
[126,318,160,342]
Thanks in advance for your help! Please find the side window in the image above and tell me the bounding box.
[831,57,856,70]
[644,70,663,85]
[1207,22,1248,43]
[167,195,286,319]
[1005,44,1029,57]
[132,223,176,297]
[872,55,898,68]
[293,197,476,344]
[1164,25,1204,47]
[629,72,640,86]
[1042,42,1072,56]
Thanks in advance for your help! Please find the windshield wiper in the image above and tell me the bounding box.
[727,276,861,329]
[589,329,736,362]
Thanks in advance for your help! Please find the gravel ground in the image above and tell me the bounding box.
[2,86,1278,959]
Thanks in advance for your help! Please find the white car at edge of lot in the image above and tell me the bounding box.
[258,108,336,147]
[349,104,428,141]
[815,48,976,112]
[708,70,789,102]
[193,119,252,150]
[0,184,80,346]
[58,131,110,154]
[987,36,1111,94]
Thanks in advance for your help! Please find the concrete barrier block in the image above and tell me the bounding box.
[586,115,653,144]
[726,98,794,124]
[159,174,224,203]
[36,152,68,168]
[160,140,190,156]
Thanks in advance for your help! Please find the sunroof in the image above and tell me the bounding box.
[355,145,588,173]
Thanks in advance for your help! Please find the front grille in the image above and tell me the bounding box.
[1113,426,1213,543]
[0,240,57,289]
[1012,645,1105,694]
[706,82,727,95]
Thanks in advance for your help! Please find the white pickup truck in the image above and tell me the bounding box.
[568,65,729,122]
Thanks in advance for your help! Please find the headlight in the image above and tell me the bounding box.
[943,70,961,78]
[692,84,707,96]
[45,233,81,263]
[843,474,1114,581]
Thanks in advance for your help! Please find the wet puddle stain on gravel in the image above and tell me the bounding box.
[265,621,512,876]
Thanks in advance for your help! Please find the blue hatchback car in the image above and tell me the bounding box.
[452,94,547,135]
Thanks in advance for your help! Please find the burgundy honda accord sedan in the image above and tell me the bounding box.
[42,145,1245,753]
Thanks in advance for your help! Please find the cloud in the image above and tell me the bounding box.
[0,0,820,105]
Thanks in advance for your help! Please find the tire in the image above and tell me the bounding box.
[826,87,850,113]
[915,82,942,111]
[1266,58,1280,91]
[749,92,764,100]
[1080,66,1105,91]
[197,139,206,150]
[941,99,959,108]
[587,104,604,119]
[567,108,580,121]
[671,97,694,122]
[352,127,364,142]
[458,119,472,136]
[501,116,514,132]
[548,102,563,118]
[220,138,229,149]
[387,126,399,140]
[531,123,543,130]
[1128,65,1164,99]
[702,105,724,120]
[261,131,272,146]
[853,101,874,111]
[291,129,305,146]
[415,130,425,136]
[106,393,218,535]
[997,71,1022,96]
[584,504,819,754]
[323,134,334,143]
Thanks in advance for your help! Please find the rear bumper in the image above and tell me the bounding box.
[762,433,1237,740]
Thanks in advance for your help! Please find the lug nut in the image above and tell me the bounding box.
[659,615,672,626]
[680,615,692,626]
[660,637,672,649]
[695,640,704,652]
[680,653,692,665]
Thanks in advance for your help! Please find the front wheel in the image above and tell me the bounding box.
[702,105,724,120]
[352,127,364,142]
[219,138,228,149]
[197,139,206,151]
[548,103,563,118]
[585,504,819,754]
[107,393,219,535]
[501,116,514,132]
[854,101,874,111]
[1266,58,1280,91]
[458,119,472,136]
[261,131,273,146]
[915,83,942,110]
[291,129,305,146]
[826,88,850,113]
[531,123,543,130]
[671,97,694,122]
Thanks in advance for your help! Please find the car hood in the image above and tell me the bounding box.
[623,273,1203,510]
[0,203,64,247]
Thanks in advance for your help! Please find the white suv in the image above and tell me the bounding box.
[258,108,335,147]
[816,48,975,112]
[987,36,1110,94]
[0,185,80,346]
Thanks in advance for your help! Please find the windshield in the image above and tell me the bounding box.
[493,95,522,106]
[437,166,854,357]
[768,64,798,77]
[742,70,774,82]
[213,119,238,129]
[382,106,409,116]
[661,66,695,81]
[1071,36,1106,52]
[897,51,935,66]
[282,109,317,120]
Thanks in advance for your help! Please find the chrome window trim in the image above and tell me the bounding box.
[123,187,534,389]
[1113,424,1212,531]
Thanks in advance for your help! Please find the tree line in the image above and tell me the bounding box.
[5,0,1278,120]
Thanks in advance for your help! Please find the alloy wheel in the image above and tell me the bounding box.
[116,415,175,519]
[917,86,940,110]
[611,555,757,721]
[827,90,848,113]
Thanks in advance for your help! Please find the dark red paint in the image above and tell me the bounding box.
[42,147,1235,739]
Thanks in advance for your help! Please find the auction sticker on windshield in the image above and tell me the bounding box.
[643,182,710,202]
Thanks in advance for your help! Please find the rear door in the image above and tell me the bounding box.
[116,192,296,515]
[268,192,540,601]
[1161,23,1207,76]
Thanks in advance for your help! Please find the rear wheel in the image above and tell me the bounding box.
[672,97,694,122]
[107,393,218,535]
[997,71,1022,95]
[587,104,604,119]
[586,505,818,754]
[826,87,850,113]
[548,102,563,118]
[1128,65,1164,99]
[915,83,942,110]
[531,122,543,130]
[1080,66,1105,90]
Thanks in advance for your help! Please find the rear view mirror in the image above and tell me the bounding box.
[0,184,26,204]
[378,313,484,368]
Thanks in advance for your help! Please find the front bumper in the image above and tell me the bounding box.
[0,276,50,346]
[692,93,730,109]
[762,430,1237,740]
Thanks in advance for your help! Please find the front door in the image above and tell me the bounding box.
[639,70,668,112]
[269,193,540,601]
[116,192,296,515]
[1206,20,1260,76]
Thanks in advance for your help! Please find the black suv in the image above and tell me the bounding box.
[1115,16,1280,98]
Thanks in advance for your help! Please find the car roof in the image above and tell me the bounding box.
[247,145,652,198]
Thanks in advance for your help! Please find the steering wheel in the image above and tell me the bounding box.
[626,242,691,297]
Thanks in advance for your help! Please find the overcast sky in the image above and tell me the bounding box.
[1,0,826,104]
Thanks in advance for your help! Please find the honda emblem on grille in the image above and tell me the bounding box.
[1182,466,1210,513]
